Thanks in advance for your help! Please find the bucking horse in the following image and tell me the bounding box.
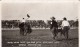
[19,22,32,36]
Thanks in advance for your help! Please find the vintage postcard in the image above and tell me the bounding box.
[1,2,79,47]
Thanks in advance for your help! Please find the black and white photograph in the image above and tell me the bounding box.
[2,0,79,2]
[2,2,79,47]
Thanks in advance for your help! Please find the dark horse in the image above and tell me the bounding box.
[19,22,32,36]
[51,27,70,39]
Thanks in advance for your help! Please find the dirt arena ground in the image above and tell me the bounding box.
[2,28,78,47]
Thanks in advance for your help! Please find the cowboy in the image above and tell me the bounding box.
[19,18,26,35]
[21,18,26,23]
[20,18,26,29]
[50,17,58,39]
[61,17,70,39]
[21,14,30,23]
[20,14,30,28]
[19,14,32,36]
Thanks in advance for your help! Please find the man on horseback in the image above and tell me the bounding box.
[61,17,70,39]
[19,18,27,35]
[19,14,32,36]
[21,18,26,23]
[50,17,58,39]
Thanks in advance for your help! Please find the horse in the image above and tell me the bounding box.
[19,22,32,36]
[51,27,70,39]
[61,26,70,39]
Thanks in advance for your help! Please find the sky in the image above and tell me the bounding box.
[2,2,78,21]
[2,0,79,2]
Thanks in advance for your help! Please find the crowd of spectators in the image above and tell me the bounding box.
[2,20,78,29]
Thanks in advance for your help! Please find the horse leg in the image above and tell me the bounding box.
[23,27,26,36]
[51,31,55,39]
[24,29,27,36]
[60,29,63,36]
[51,28,57,39]
[54,33,57,39]
[26,30,28,36]
[60,32,62,36]
[53,33,56,39]
[53,30,58,39]
[23,30,25,36]
[20,28,23,36]
[21,28,24,36]
[24,31,26,36]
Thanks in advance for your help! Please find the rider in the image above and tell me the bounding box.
[19,16,29,35]
[19,14,31,35]
[19,18,26,35]
[21,18,26,23]
[20,18,26,28]
[61,17,70,39]
[21,14,30,23]
[50,17,58,39]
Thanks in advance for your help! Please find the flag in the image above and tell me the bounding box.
[27,14,30,18]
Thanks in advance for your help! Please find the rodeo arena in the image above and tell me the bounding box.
[2,14,78,47]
